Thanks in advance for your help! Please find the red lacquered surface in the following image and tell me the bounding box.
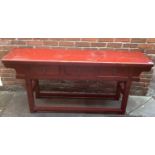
[2,48,153,65]
[2,48,154,114]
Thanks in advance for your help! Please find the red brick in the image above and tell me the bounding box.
[114,49,130,51]
[48,38,64,41]
[19,38,34,41]
[0,40,11,45]
[91,43,106,47]
[1,76,15,81]
[132,81,145,87]
[140,78,151,83]
[123,43,138,48]
[64,38,80,41]
[26,41,43,46]
[0,69,16,74]
[59,41,74,46]
[81,38,97,42]
[140,73,150,77]
[145,50,155,54]
[33,38,48,41]
[148,54,155,63]
[146,38,155,43]
[98,48,114,51]
[0,73,15,77]
[115,38,130,42]
[0,38,12,42]
[138,44,155,49]
[0,46,12,51]
[131,38,146,43]
[98,38,114,42]
[50,47,66,50]
[130,49,143,52]
[11,40,26,45]
[2,81,16,85]
[144,83,150,87]
[0,50,10,59]
[82,48,98,50]
[75,42,90,47]
[43,41,58,46]
[0,62,5,67]
[107,43,122,48]
[66,47,82,50]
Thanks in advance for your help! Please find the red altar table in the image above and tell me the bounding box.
[2,48,154,114]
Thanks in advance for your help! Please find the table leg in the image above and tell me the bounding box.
[25,78,36,112]
[120,80,132,114]
[34,79,40,98]
[115,81,121,100]
[25,78,131,114]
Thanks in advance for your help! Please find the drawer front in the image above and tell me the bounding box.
[29,65,60,77]
[7,62,140,81]
[63,66,122,79]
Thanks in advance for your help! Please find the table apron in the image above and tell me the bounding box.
[15,65,141,81]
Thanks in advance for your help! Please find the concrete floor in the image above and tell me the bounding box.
[0,91,155,117]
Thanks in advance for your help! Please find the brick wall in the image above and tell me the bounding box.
[0,38,154,95]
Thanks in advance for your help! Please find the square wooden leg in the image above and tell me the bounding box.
[120,80,132,114]
[33,79,40,98]
[25,78,36,112]
[115,81,121,100]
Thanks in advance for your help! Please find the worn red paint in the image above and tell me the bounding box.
[2,48,152,65]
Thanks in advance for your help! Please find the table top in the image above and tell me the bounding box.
[2,48,154,66]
